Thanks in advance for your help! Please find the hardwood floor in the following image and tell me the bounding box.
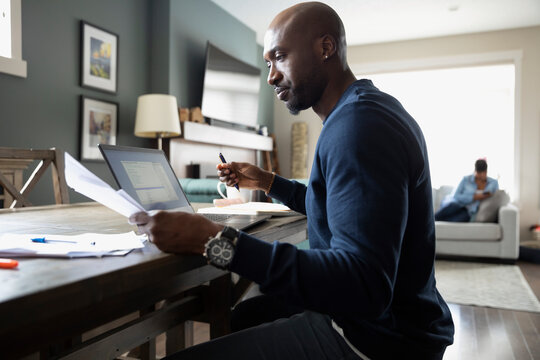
[161,261,540,359]
[443,261,540,360]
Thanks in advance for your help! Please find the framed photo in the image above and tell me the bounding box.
[80,96,118,161]
[80,21,118,93]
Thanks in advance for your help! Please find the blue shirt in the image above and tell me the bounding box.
[453,174,499,215]
[230,80,454,359]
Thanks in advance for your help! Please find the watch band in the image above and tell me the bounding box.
[221,226,240,245]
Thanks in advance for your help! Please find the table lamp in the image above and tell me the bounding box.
[134,94,181,150]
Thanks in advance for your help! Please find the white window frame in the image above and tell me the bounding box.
[351,50,523,202]
[0,0,26,77]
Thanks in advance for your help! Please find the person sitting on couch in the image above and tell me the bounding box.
[435,159,499,222]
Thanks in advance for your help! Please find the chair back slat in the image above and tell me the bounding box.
[0,171,33,206]
[0,148,56,160]
[0,147,70,208]
[51,148,70,205]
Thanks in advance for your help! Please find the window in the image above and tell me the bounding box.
[0,0,26,77]
[0,0,11,58]
[357,63,516,198]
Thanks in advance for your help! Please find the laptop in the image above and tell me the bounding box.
[98,144,270,230]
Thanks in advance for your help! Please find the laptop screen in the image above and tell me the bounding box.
[99,145,192,212]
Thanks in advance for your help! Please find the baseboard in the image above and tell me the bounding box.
[435,254,516,265]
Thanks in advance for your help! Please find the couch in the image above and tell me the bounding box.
[179,178,222,203]
[432,186,519,261]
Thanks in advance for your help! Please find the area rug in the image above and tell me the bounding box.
[434,260,540,313]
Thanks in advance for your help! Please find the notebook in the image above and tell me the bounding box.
[198,202,301,216]
[98,144,270,230]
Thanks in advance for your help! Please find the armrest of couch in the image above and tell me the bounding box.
[498,203,520,259]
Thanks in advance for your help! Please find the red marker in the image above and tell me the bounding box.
[0,258,18,269]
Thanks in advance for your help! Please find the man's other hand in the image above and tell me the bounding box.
[129,211,223,254]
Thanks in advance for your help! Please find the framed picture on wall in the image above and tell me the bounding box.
[80,96,118,161]
[80,21,118,93]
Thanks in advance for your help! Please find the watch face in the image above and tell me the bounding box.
[207,238,234,268]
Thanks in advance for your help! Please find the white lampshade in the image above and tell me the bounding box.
[134,94,181,140]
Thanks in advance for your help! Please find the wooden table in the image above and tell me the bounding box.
[0,202,307,359]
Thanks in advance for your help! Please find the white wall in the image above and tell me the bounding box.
[170,139,256,178]
[273,26,540,241]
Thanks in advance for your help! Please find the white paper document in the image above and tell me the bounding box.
[64,152,145,217]
[198,202,301,216]
[0,232,147,258]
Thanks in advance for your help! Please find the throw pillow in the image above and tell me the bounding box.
[474,190,510,223]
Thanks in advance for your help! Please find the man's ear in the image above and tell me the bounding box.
[320,34,337,60]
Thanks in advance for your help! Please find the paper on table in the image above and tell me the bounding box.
[64,152,145,217]
[0,232,147,258]
[198,202,301,216]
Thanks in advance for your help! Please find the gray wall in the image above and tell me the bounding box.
[168,0,259,108]
[0,0,152,204]
[0,0,273,206]
[153,0,274,130]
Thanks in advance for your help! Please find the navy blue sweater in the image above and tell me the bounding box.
[230,80,454,359]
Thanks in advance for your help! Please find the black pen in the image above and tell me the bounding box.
[218,153,240,190]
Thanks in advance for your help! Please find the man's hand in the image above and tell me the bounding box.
[129,211,223,254]
[217,162,274,192]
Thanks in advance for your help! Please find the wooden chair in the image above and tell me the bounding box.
[0,147,70,208]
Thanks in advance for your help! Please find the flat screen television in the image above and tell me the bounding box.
[201,43,261,128]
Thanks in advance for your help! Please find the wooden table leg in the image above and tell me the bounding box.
[166,320,194,355]
[164,273,232,355]
[207,273,232,339]
[138,304,157,360]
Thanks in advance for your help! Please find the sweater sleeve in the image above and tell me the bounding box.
[267,175,307,214]
[485,178,499,193]
[453,176,474,205]
[230,104,415,319]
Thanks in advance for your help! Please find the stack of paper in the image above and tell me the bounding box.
[0,232,147,258]
[198,202,301,216]
[64,152,145,217]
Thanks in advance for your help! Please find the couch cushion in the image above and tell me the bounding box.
[435,221,501,241]
[474,190,510,223]
[178,178,221,203]
[179,178,220,194]
[432,186,454,212]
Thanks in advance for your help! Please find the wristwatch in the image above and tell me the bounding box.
[204,226,239,270]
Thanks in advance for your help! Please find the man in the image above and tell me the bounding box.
[435,159,499,222]
[130,2,454,359]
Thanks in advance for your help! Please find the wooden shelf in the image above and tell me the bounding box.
[181,122,273,151]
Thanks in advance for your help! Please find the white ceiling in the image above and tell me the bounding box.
[212,0,540,46]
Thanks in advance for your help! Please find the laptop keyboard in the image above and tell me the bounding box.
[202,213,235,222]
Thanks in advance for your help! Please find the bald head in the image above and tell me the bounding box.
[268,2,348,67]
[263,2,356,119]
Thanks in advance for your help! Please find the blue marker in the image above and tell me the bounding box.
[31,237,77,244]
[218,153,240,191]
